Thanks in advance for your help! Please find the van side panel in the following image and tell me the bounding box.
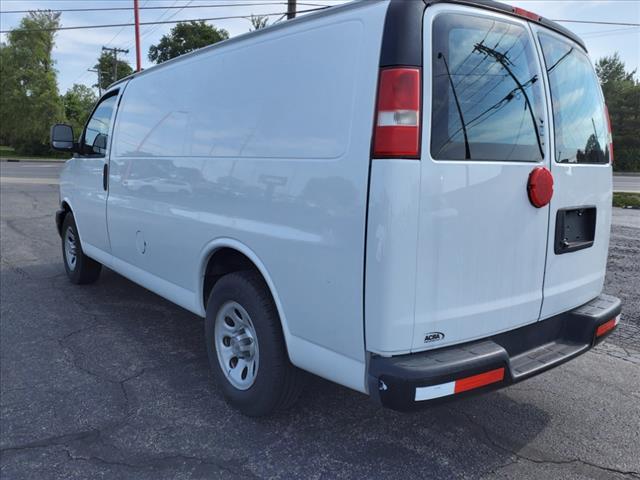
[106,1,389,391]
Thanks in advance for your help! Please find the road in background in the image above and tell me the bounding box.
[0,161,61,184]
[613,174,640,193]
[3,160,639,192]
[1,161,639,479]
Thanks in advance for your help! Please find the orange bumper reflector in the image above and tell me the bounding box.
[454,367,505,394]
[596,318,617,337]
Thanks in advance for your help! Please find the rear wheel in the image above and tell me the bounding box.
[61,213,102,284]
[205,271,305,416]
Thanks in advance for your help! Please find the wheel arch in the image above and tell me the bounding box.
[56,198,74,237]
[198,239,292,342]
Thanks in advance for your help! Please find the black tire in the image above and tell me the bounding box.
[205,271,305,416]
[61,213,102,285]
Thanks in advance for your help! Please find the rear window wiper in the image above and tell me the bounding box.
[438,52,471,159]
[473,43,544,159]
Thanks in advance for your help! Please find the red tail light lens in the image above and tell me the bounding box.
[513,6,541,21]
[604,104,614,164]
[373,68,421,158]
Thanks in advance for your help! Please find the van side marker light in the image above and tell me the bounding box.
[596,315,620,338]
[414,367,505,401]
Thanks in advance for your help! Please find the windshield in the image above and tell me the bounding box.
[538,33,610,164]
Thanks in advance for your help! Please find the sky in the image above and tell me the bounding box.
[1,0,639,94]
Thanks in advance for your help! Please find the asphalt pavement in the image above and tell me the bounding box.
[1,161,639,480]
[613,174,640,193]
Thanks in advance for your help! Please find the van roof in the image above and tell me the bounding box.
[109,0,586,90]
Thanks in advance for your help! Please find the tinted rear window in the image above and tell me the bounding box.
[538,33,610,164]
[431,14,545,162]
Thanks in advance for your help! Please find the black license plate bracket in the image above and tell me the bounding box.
[554,206,596,254]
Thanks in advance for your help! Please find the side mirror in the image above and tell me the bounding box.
[50,124,76,151]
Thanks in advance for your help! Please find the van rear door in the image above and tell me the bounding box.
[534,29,613,319]
[412,5,552,351]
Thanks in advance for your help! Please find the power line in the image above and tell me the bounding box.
[104,0,149,48]
[551,19,640,27]
[104,24,128,47]
[0,7,328,33]
[69,2,311,93]
[272,13,288,25]
[133,0,181,45]
[581,27,640,39]
[120,0,184,50]
[68,69,92,89]
[1,3,636,27]
[144,0,195,35]
[0,2,327,15]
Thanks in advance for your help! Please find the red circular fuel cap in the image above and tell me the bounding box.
[527,167,554,208]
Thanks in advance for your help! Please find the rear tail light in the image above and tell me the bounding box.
[373,67,421,158]
[513,6,541,21]
[604,104,614,164]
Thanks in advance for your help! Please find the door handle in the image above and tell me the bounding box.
[103,163,108,191]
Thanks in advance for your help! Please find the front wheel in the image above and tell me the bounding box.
[205,271,305,416]
[61,213,102,284]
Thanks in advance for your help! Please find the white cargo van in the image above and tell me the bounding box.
[52,0,621,416]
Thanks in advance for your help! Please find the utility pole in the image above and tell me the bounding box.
[88,68,104,96]
[133,0,142,72]
[102,46,129,84]
[287,0,296,19]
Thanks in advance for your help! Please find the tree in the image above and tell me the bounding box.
[148,21,229,64]
[596,53,636,86]
[595,54,640,172]
[0,12,65,155]
[94,51,133,91]
[62,84,97,136]
[250,15,269,31]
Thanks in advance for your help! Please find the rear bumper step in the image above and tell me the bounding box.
[368,294,621,410]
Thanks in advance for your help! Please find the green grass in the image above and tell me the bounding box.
[613,192,640,208]
[0,145,66,161]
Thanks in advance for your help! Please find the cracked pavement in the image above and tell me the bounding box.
[1,161,639,479]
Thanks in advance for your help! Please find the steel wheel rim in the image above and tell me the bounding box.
[64,227,77,271]
[214,301,259,390]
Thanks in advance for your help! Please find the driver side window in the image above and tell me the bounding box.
[82,93,118,156]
